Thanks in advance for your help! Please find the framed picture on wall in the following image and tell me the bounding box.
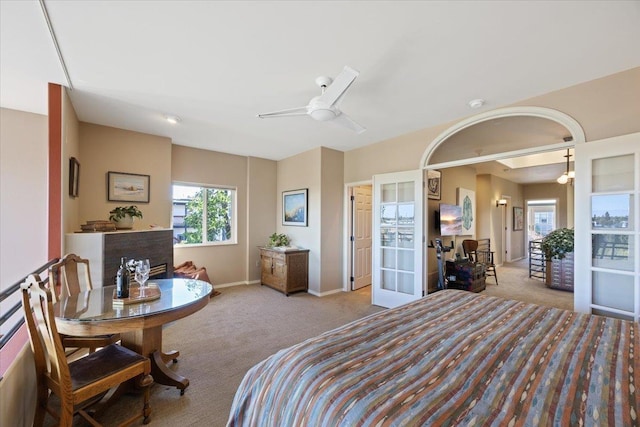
[282,189,308,226]
[107,171,150,203]
[427,169,441,200]
[513,206,524,231]
[69,157,80,198]
[457,187,475,235]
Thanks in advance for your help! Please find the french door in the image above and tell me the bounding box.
[372,170,423,308]
[574,133,640,323]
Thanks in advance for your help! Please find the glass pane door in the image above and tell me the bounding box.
[575,134,639,323]
[373,170,423,308]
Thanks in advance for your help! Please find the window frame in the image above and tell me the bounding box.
[172,182,237,247]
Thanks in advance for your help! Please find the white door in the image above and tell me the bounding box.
[574,132,639,323]
[352,185,372,290]
[372,170,423,308]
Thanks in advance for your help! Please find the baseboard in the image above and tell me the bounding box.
[215,279,260,289]
[308,288,343,297]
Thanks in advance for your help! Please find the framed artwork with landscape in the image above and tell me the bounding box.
[282,188,308,226]
[107,171,150,203]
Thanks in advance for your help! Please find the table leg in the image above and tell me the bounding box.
[121,326,188,394]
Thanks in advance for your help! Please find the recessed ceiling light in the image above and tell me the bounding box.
[468,99,485,109]
[166,115,181,124]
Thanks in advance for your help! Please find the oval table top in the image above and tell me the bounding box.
[54,278,212,336]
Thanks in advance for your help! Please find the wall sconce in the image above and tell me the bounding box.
[496,199,507,207]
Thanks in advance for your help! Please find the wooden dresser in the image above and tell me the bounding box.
[259,247,309,296]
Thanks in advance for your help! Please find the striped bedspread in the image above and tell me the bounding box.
[228,290,639,426]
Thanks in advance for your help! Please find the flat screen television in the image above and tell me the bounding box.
[438,203,463,236]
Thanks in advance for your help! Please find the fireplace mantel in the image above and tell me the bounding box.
[65,228,174,287]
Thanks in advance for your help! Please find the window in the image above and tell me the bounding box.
[527,199,557,241]
[172,184,236,245]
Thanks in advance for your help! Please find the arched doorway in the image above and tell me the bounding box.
[419,106,585,295]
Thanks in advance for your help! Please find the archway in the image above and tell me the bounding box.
[420,106,586,170]
[419,106,585,294]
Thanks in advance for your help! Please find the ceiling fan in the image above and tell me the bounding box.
[257,66,366,134]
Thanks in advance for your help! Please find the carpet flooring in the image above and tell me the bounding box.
[51,260,573,426]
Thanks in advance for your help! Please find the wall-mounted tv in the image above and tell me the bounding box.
[439,203,462,236]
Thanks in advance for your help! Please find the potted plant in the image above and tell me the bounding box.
[541,227,574,291]
[109,205,143,230]
[268,233,290,248]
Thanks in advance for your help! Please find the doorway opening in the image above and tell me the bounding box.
[527,199,558,243]
[344,183,373,291]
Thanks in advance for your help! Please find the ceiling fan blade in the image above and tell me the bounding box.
[257,106,308,118]
[329,112,366,134]
[318,66,359,107]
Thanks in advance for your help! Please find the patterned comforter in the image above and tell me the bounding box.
[228,290,639,426]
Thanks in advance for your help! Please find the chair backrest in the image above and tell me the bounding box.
[21,274,71,396]
[462,240,478,258]
[49,253,93,302]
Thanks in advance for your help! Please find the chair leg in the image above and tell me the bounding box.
[33,383,48,427]
[59,400,74,427]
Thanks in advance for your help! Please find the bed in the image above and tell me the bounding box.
[227,290,638,426]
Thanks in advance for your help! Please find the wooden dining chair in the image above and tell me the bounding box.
[21,273,153,426]
[462,239,498,285]
[49,254,120,353]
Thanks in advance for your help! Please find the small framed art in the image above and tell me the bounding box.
[69,157,80,198]
[513,207,524,231]
[107,171,150,203]
[282,188,308,226]
[427,170,441,200]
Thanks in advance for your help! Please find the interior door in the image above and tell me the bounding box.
[574,133,639,323]
[372,170,423,308]
[352,185,372,290]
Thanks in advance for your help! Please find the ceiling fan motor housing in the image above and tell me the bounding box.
[308,97,338,121]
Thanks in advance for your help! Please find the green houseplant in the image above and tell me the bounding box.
[268,233,290,248]
[541,227,574,291]
[541,227,574,260]
[109,205,143,229]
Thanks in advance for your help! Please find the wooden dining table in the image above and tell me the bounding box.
[53,278,212,395]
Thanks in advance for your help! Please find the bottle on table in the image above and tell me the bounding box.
[116,256,130,298]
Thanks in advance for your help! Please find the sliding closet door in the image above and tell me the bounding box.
[574,133,640,323]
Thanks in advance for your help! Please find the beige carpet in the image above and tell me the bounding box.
[483,259,573,311]
[53,261,572,426]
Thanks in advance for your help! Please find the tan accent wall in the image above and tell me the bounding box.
[62,89,80,236]
[78,123,172,231]
[247,156,277,281]
[171,145,249,285]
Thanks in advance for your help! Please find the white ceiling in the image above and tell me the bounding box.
[1,1,639,164]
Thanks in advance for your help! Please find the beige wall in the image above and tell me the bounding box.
[62,89,80,236]
[277,148,322,291]
[78,123,172,230]
[0,108,48,291]
[320,147,344,293]
[246,157,278,281]
[0,107,48,426]
[276,147,345,294]
[171,145,249,285]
